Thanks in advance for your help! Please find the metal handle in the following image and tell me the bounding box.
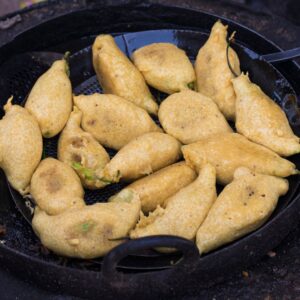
[262,47,300,63]
[102,235,199,285]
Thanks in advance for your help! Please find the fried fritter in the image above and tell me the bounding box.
[0,97,42,195]
[32,189,141,259]
[158,90,232,144]
[233,73,300,157]
[25,58,72,137]
[132,43,195,94]
[74,93,161,150]
[182,133,297,185]
[195,20,240,120]
[58,107,110,189]
[196,168,288,254]
[111,162,197,213]
[92,34,158,114]
[30,158,85,215]
[99,132,182,182]
[130,164,216,241]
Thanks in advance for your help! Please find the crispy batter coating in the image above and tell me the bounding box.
[196,168,288,254]
[111,162,197,213]
[182,133,297,185]
[0,97,42,195]
[99,132,182,182]
[30,158,85,215]
[158,90,232,144]
[132,43,195,94]
[58,107,110,189]
[74,93,161,150]
[32,189,141,259]
[25,59,72,137]
[195,20,240,120]
[92,34,158,115]
[233,73,300,156]
[130,164,216,242]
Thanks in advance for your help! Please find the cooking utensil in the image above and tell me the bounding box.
[0,5,300,299]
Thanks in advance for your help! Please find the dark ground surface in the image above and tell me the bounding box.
[0,1,300,299]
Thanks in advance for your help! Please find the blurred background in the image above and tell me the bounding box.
[0,0,299,25]
[1,0,44,16]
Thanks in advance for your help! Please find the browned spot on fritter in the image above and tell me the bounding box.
[72,153,82,163]
[144,48,160,57]
[206,54,212,62]
[145,48,166,64]
[102,224,113,240]
[87,119,96,126]
[46,177,62,193]
[246,186,255,197]
[71,137,84,148]
[40,167,57,178]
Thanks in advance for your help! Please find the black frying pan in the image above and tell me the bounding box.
[4,27,300,271]
[0,6,300,299]
[2,30,300,223]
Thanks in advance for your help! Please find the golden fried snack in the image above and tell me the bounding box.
[0,97,42,195]
[232,73,300,157]
[99,132,182,182]
[195,20,240,120]
[30,158,85,215]
[110,162,197,213]
[74,94,161,150]
[130,164,216,241]
[25,58,72,137]
[58,107,110,189]
[182,133,297,185]
[158,90,232,144]
[196,168,288,254]
[132,43,196,94]
[32,189,141,259]
[92,34,158,115]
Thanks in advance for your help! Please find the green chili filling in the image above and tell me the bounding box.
[64,52,71,77]
[187,81,195,90]
[72,162,114,184]
[72,162,95,181]
[80,221,94,233]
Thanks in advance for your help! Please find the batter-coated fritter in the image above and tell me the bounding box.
[0,97,42,195]
[74,94,161,150]
[196,168,288,254]
[25,58,72,137]
[232,73,300,157]
[132,43,196,94]
[92,34,158,115]
[32,189,141,259]
[58,107,110,189]
[111,162,197,213]
[30,158,85,215]
[158,90,232,144]
[195,20,240,120]
[99,132,182,182]
[182,133,297,185]
[130,164,216,241]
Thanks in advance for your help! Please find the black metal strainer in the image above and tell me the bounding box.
[6,28,300,274]
[0,12,300,297]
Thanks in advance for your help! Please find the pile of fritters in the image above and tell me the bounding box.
[0,20,298,259]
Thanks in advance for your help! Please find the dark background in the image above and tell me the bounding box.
[0,1,300,299]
